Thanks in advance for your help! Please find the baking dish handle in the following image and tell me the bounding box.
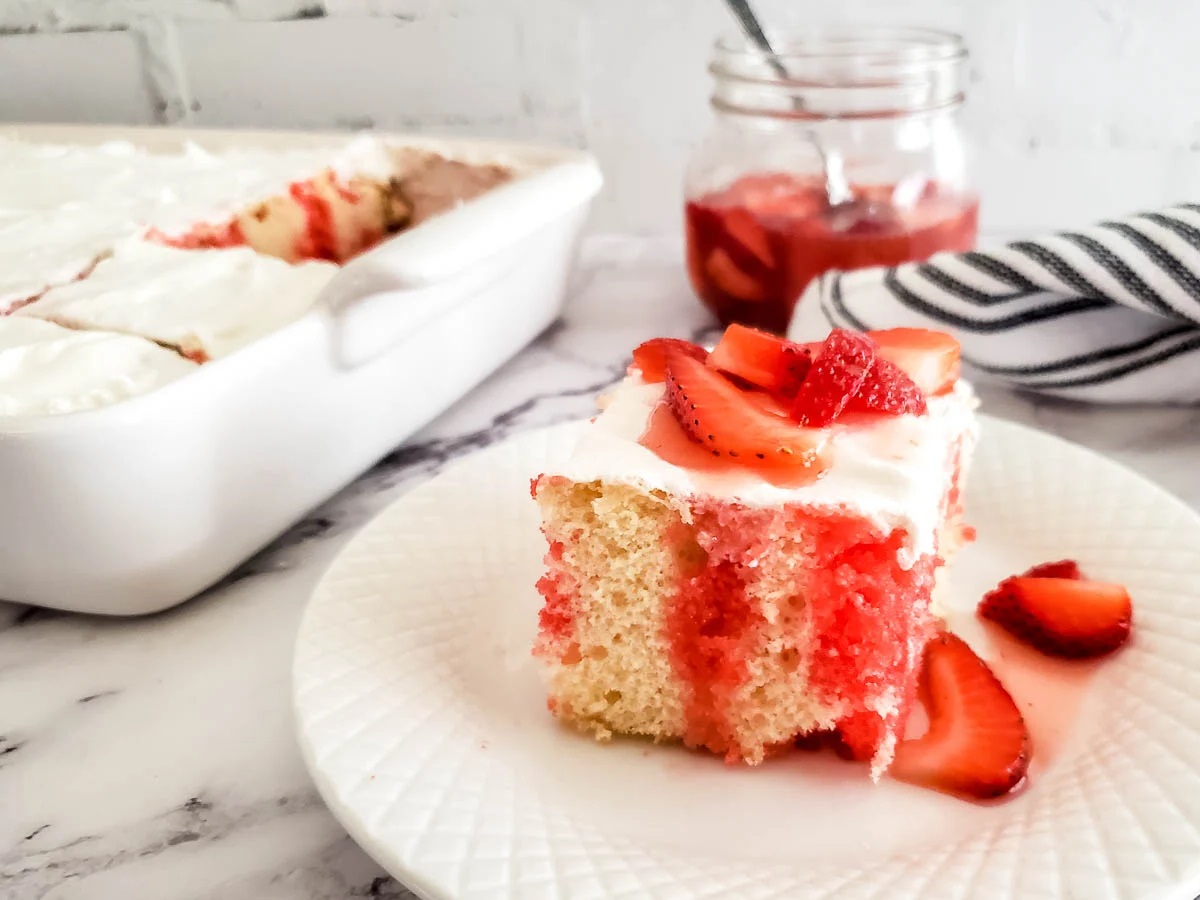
[327,157,601,293]
[316,156,601,368]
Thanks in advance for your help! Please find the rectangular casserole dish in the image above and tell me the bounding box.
[0,124,602,616]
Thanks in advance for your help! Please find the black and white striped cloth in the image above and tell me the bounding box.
[787,204,1200,404]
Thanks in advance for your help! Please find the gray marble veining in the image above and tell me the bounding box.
[2,235,1198,900]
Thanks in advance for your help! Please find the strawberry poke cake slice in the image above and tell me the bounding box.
[531,325,978,777]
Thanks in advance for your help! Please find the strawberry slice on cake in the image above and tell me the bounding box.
[531,324,980,777]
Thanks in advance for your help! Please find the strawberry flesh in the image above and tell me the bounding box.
[846,357,928,417]
[979,576,1132,659]
[719,207,775,270]
[869,328,961,396]
[707,323,815,396]
[705,247,770,302]
[891,633,1031,800]
[789,329,876,426]
[631,338,707,383]
[663,349,826,470]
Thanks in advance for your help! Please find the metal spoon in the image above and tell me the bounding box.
[720,0,853,206]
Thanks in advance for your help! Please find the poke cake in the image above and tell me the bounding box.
[531,324,977,777]
[0,134,514,413]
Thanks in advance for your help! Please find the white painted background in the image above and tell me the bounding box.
[0,0,1195,234]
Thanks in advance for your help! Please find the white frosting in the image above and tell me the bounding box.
[0,206,139,311]
[0,137,365,312]
[0,136,345,231]
[18,241,337,361]
[0,317,196,416]
[557,375,980,563]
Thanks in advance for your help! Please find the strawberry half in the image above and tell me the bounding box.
[870,328,960,396]
[846,357,928,417]
[631,337,707,383]
[978,576,1132,659]
[789,329,876,427]
[707,324,815,396]
[891,633,1031,800]
[705,248,770,302]
[719,207,775,270]
[664,349,825,470]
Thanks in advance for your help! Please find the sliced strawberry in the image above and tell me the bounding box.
[719,207,775,269]
[846,357,928,417]
[663,350,825,470]
[869,328,961,396]
[1021,559,1082,580]
[631,338,707,383]
[891,633,1031,800]
[707,324,815,395]
[705,248,770,302]
[978,576,1132,659]
[789,329,876,427]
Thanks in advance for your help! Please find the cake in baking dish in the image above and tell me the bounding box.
[0,135,513,415]
[16,242,338,363]
[531,325,977,776]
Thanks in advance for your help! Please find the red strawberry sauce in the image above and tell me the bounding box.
[666,547,758,758]
[150,219,246,251]
[686,173,979,333]
[535,540,577,644]
[663,502,938,762]
[638,401,825,489]
[289,180,339,262]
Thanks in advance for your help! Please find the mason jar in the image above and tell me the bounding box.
[685,27,978,333]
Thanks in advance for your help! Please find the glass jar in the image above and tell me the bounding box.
[685,27,978,333]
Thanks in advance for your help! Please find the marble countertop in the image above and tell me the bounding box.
[4,235,1199,900]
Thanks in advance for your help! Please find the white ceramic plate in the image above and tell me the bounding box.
[293,417,1200,900]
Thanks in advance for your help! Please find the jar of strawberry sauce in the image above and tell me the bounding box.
[685,28,978,333]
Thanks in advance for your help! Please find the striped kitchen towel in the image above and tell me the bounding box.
[787,204,1200,404]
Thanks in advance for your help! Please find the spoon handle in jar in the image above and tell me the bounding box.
[721,0,791,81]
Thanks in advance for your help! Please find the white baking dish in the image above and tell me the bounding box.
[0,124,601,616]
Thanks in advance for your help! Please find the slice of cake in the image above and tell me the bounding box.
[0,317,197,416]
[531,325,977,776]
[148,142,512,264]
[16,241,337,363]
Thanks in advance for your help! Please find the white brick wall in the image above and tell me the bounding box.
[0,0,1194,234]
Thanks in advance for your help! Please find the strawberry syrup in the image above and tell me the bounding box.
[981,627,1105,768]
[665,553,757,759]
[638,401,824,489]
[686,173,979,333]
[149,220,247,251]
[288,180,339,262]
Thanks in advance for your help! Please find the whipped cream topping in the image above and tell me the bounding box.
[0,137,350,310]
[0,317,197,417]
[557,374,980,563]
[18,241,337,361]
[0,206,137,311]
[0,137,342,230]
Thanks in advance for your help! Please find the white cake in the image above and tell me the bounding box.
[0,134,514,414]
